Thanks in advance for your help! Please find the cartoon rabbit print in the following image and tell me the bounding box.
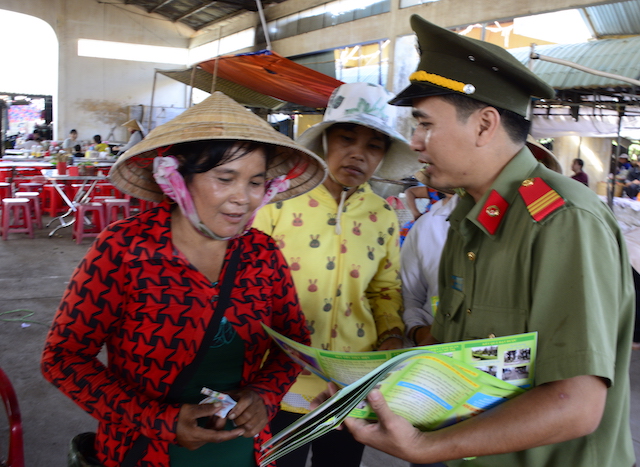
[309,235,320,248]
[352,221,362,235]
[326,257,335,270]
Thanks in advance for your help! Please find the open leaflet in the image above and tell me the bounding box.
[260,325,536,466]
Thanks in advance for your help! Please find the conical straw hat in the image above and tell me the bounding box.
[122,118,146,136]
[109,92,327,202]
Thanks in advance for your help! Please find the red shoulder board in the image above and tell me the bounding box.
[518,177,565,221]
[477,189,509,235]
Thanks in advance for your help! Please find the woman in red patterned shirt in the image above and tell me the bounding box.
[41,92,327,467]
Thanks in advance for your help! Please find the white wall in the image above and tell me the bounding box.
[0,0,192,143]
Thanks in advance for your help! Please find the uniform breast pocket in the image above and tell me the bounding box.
[434,287,466,342]
[437,287,465,322]
[464,305,527,340]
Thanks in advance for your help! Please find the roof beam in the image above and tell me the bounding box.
[174,1,220,22]
[149,0,177,14]
[195,9,247,31]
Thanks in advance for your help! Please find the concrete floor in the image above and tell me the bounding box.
[0,214,638,466]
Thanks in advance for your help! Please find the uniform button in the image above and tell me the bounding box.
[446,313,451,317]
[211,295,218,302]
[466,309,471,314]
[467,252,476,261]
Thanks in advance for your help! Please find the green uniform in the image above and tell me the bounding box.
[433,147,635,467]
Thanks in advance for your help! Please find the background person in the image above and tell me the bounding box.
[41,92,327,467]
[62,129,78,152]
[116,119,145,156]
[623,160,640,199]
[254,82,414,467]
[618,153,632,173]
[90,134,109,153]
[403,184,442,220]
[401,191,458,349]
[570,157,589,186]
[320,15,635,467]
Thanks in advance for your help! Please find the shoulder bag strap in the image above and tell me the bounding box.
[121,245,242,467]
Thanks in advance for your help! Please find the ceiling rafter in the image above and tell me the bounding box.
[149,0,176,14]
[174,1,220,22]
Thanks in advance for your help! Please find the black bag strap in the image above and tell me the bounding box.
[167,245,242,400]
[121,245,242,467]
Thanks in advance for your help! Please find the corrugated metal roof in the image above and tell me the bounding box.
[121,0,287,31]
[510,36,640,90]
[582,0,640,38]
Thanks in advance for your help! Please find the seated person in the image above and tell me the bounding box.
[116,119,145,156]
[623,160,640,199]
[90,134,109,153]
[62,129,78,151]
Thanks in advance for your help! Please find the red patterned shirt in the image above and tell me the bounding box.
[42,203,309,467]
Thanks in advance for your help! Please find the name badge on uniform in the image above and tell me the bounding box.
[451,275,463,292]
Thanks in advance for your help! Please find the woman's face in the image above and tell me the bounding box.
[188,146,267,239]
[324,124,387,187]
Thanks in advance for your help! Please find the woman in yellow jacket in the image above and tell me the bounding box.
[254,82,418,467]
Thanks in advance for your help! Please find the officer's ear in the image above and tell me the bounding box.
[475,106,501,148]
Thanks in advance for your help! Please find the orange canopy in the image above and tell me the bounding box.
[199,50,344,109]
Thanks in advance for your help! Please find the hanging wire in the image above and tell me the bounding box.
[211,26,222,94]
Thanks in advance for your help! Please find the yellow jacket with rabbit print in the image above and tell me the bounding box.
[253,182,404,413]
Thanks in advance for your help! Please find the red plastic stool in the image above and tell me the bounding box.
[138,199,160,212]
[92,196,115,204]
[0,366,25,467]
[0,169,12,182]
[67,183,84,202]
[18,192,43,229]
[2,198,34,240]
[0,182,11,219]
[0,182,11,200]
[73,202,106,244]
[15,182,43,193]
[94,183,116,198]
[103,198,131,225]
[42,185,67,217]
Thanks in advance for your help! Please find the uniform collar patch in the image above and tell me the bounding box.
[477,189,509,235]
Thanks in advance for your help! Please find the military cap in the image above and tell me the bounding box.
[390,15,556,117]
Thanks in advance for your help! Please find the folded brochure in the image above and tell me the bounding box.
[260,326,536,466]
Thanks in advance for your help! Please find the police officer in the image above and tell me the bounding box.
[316,15,636,467]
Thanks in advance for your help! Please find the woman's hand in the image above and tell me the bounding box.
[377,327,405,351]
[310,382,340,410]
[176,403,245,450]
[226,388,269,437]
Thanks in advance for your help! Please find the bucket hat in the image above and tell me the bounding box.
[297,82,420,181]
[109,92,327,202]
[390,15,556,117]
